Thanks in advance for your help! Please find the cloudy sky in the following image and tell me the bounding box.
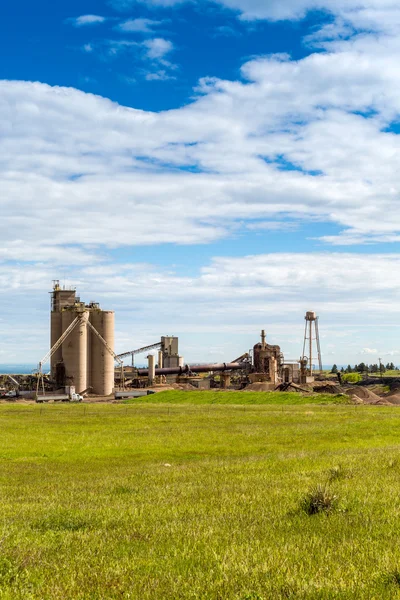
[2,0,400,367]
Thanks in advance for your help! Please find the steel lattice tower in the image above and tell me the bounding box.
[302,311,323,376]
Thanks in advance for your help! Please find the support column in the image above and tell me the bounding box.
[269,357,277,384]
[148,355,155,385]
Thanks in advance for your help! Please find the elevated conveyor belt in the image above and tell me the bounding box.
[116,342,161,361]
[135,362,249,377]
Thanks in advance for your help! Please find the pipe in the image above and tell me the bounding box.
[136,362,248,377]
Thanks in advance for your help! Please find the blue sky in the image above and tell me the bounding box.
[1,1,318,110]
[2,0,400,366]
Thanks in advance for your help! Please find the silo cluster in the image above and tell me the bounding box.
[50,282,115,395]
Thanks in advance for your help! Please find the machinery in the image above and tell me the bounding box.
[116,342,161,367]
[116,337,183,368]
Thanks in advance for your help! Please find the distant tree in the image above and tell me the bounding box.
[346,365,353,373]
[380,363,386,374]
[342,372,362,383]
[340,367,345,373]
[331,364,338,374]
[357,362,367,373]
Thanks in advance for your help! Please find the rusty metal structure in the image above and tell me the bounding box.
[248,330,283,386]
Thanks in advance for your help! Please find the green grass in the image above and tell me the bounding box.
[2,401,400,598]
[123,390,351,405]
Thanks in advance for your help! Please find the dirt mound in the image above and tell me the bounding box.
[170,383,198,390]
[384,393,400,405]
[387,380,400,392]
[313,384,344,394]
[349,386,387,404]
[245,382,277,392]
[351,395,364,405]
[352,395,392,406]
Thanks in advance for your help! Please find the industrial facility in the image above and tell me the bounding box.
[2,283,324,401]
[49,281,115,396]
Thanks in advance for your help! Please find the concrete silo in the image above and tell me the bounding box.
[90,310,115,396]
[49,282,115,396]
[61,308,89,394]
[50,282,77,379]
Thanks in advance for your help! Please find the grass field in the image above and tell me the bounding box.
[123,390,351,405]
[2,396,400,598]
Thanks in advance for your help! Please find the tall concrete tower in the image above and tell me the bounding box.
[90,309,115,397]
[50,282,115,395]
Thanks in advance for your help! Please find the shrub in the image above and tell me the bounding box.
[342,373,362,383]
[327,465,346,482]
[300,485,338,515]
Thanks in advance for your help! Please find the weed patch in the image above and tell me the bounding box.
[300,484,339,515]
[0,556,25,586]
[112,485,134,495]
[381,569,400,587]
[33,510,93,533]
[327,464,349,482]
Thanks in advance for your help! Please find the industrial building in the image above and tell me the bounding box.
[33,283,323,400]
[50,281,115,396]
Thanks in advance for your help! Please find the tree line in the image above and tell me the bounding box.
[330,362,398,374]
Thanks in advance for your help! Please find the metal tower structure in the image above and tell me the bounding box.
[301,311,323,376]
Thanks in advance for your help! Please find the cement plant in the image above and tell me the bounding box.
[1,281,399,406]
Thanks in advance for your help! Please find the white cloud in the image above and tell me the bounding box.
[82,37,176,77]
[145,69,176,80]
[143,37,174,59]
[3,252,400,363]
[111,0,185,8]
[5,1,400,363]
[118,18,162,33]
[3,44,400,249]
[68,15,106,27]
[213,25,241,37]
[361,348,378,355]
[110,0,400,37]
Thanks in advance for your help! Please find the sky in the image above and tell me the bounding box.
[2,0,400,367]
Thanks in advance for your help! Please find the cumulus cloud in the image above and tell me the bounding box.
[109,0,400,25]
[118,18,162,33]
[5,0,400,362]
[145,69,176,80]
[81,37,176,77]
[143,37,174,59]
[3,253,400,362]
[67,15,106,27]
[3,36,400,247]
